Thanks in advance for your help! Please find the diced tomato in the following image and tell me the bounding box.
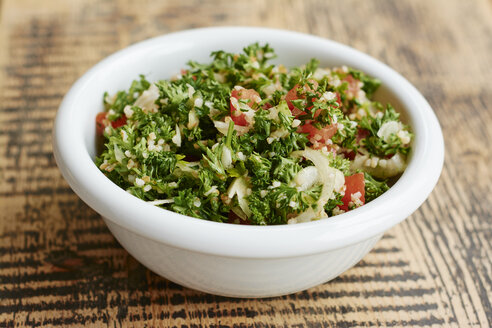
[230,87,261,126]
[298,122,338,147]
[96,112,108,136]
[342,150,356,160]
[343,75,362,99]
[96,112,127,135]
[285,85,305,116]
[231,88,261,108]
[287,80,341,147]
[111,115,127,129]
[227,210,250,225]
[230,111,249,126]
[339,173,365,211]
[285,80,319,117]
[356,128,370,143]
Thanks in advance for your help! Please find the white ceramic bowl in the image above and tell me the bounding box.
[53,27,444,298]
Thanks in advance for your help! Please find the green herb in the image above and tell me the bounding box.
[349,68,381,97]
[359,105,412,156]
[364,173,390,202]
[324,192,344,216]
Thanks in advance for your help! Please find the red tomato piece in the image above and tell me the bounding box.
[285,85,305,116]
[339,173,365,212]
[230,111,249,126]
[227,210,250,225]
[298,121,338,146]
[231,88,261,108]
[230,87,261,126]
[356,128,370,143]
[96,112,127,136]
[111,115,127,129]
[343,75,362,99]
[96,112,108,136]
[341,150,356,160]
[285,80,319,117]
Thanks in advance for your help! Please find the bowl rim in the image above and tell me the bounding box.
[53,26,444,258]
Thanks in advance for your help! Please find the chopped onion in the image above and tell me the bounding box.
[377,121,401,142]
[114,144,125,163]
[294,166,318,191]
[187,108,199,129]
[290,148,344,222]
[221,146,233,169]
[134,84,160,112]
[227,177,252,217]
[147,199,174,206]
[172,124,182,147]
[214,118,250,136]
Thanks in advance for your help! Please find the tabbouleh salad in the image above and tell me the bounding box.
[95,44,412,225]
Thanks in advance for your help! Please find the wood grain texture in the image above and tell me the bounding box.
[0,0,490,327]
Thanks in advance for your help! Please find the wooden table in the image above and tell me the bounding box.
[1,0,490,326]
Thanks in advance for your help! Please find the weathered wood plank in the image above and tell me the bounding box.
[0,0,490,327]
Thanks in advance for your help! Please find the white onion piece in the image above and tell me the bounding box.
[171,124,182,147]
[114,144,125,163]
[377,121,401,142]
[294,166,318,191]
[221,146,233,169]
[134,84,160,112]
[147,199,174,206]
[300,148,341,206]
[290,148,344,222]
[351,153,406,179]
[214,118,250,136]
[187,108,199,129]
[227,177,252,217]
[288,207,328,224]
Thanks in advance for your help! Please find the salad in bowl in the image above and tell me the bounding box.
[95,44,412,225]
